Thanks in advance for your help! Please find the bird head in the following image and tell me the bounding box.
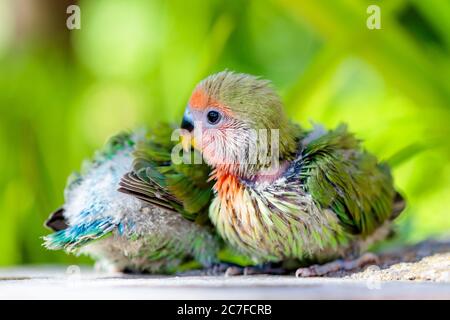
[180,71,298,178]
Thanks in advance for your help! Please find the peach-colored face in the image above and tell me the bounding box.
[182,87,247,168]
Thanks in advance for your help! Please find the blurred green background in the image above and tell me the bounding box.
[0,0,449,266]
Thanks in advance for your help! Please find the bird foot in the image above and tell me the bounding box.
[206,263,236,276]
[295,252,380,277]
[224,264,287,276]
[176,263,285,276]
[174,263,233,276]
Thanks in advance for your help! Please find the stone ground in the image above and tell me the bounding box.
[0,239,448,299]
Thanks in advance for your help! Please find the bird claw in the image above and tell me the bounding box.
[224,264,287,276]
[295,252,380,277]
[225,266,245,276]
[199,263,287,277]
[295,267,318,277]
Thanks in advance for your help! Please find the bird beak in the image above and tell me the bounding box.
[180,109,196,151]
[181,109,194,132]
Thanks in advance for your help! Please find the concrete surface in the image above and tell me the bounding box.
[0,267,449,299]
[0,239,449,300]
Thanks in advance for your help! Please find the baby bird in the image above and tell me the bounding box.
[44,124,220,274]
[180,71,405,276]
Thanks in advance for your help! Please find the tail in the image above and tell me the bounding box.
[45,207,68,231]
[43,131,139,253]
[43,217,116,252]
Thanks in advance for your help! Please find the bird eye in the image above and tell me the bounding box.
[206,110,221,125]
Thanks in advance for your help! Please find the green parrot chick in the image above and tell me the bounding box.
[181,71,405,268]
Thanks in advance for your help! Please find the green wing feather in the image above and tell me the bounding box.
[118,123,214,223]
[300,124,401,236]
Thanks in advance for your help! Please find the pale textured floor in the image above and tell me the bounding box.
[0,267,449,299]
[0,239,449,300]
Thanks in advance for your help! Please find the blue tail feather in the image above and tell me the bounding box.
[43,217,116,252]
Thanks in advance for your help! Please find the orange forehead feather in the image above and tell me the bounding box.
[189,88,210,110]
[188,88,232,115]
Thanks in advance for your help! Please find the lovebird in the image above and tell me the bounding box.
[43,124,220,273]
[179,71,405,276]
